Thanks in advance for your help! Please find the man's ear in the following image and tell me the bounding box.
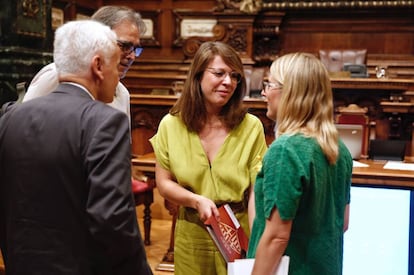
[91,55,105,81]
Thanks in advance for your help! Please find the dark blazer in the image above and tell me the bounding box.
[0,84,152,275]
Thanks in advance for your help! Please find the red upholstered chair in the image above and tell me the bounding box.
[131,174,155,245]
[336,104,376,159]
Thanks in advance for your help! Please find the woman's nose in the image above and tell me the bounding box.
[222,73,232,84]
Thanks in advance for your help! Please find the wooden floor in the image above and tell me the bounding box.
[139,217,174,275]
[0,210,174,275]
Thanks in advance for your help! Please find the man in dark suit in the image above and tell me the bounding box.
[0,20,152,275]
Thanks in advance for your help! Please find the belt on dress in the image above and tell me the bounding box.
[216,201,246,214]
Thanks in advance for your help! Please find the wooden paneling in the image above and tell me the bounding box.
[96,1,414,160]
[102,0,216,60]
[279,9,414,55]
[114,2,414,92]
[99,1,414,65]
[53,0,101,21]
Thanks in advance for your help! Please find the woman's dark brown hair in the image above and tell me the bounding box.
[170,41,247,133]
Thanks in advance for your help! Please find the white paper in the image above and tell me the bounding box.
[353,160,369,168]
[383,161,414,171]
[228,256,289,275]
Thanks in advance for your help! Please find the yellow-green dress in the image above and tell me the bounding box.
[150,113,267,275]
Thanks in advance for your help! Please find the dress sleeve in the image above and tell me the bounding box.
[262,139,306,220]
[149,114,171,170]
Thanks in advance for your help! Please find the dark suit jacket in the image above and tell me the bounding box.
[0,84,152,274]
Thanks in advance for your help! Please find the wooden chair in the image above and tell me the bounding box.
[131,171,155,245]
[336,104,375,159]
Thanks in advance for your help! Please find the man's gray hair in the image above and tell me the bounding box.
[92,5,147,35]
[53,20,117,77]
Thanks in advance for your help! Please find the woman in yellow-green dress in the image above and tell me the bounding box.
[150,41,267,275]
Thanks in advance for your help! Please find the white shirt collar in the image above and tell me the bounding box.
[60,82,95,100]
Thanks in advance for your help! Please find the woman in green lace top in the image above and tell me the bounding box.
[248,52,353,275]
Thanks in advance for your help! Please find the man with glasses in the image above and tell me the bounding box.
[23,5,145,122]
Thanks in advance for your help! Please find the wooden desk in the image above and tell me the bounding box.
[130,94,270,108]
[132,153,157,174]
[330,77,414,92]
[130,76,414,106]
[353,160,414,189]
[133,154,414,189]
[129,78,414,105]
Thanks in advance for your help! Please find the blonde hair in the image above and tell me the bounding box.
[271,52,339,164]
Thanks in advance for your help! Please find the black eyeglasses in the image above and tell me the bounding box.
[116,39,143,57]
[205,68,242,84]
